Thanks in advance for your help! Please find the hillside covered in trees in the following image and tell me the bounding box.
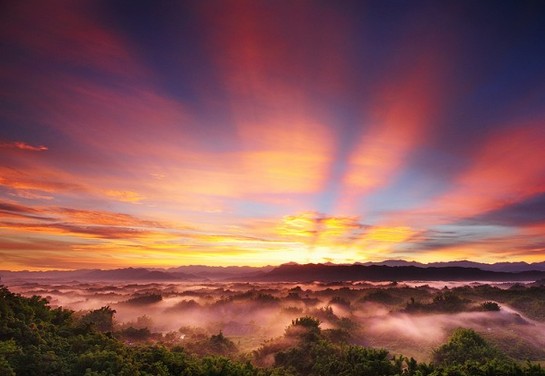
[2,285,545,376]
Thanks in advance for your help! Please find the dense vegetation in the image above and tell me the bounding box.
[2,286,545,375]
[453,284,545,321]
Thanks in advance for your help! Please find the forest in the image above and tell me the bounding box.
[2,279,545,375]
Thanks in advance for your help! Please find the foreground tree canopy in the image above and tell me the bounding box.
[1,286,545,376]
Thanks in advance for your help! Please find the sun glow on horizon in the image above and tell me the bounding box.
[1,1,545,270]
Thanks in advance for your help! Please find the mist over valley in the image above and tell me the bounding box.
[4,268,545,364]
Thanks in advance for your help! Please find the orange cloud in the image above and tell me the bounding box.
[0,201,52,220]
[239,120,334,195]
[0,201,176,245]
[0,167,87,195]
[364,226,416,243]
[273,212,419,263]
[277,212,365,241]
[0,221,155,240]
[104,190,145,203]
[52,207,165,228]
[9,191,54,201]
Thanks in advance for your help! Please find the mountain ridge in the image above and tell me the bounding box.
[357,259,545,272]
[256,263,545,282]
[2,260,545,283]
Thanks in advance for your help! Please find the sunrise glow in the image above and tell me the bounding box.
[1,1,545,270]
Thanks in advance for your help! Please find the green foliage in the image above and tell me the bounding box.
[209,331,238,355]
[322,328,351,344]
[182,330,239,357]
[284,316,322,343]
[431,292,467,311]
[311,344,401,376]
[2,286,545,376]
[290,316,321,329]
[484,331,545,361]
[267,317,422,376]
[309,306,339,324]
[456,285,545,321]
[275,326,405,376]
[0,339,19,376]
[80,306,116,332]
[0,286,266,376]
[363,290,400,305]
[433,328,503,366]
[405,292,469,313]
[117,326,152,341]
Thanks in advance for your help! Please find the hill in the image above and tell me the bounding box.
[258,263,545,282]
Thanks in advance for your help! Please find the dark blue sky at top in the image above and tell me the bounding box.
[98,0,545,159]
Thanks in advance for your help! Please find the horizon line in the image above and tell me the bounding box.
[3,258,545,273]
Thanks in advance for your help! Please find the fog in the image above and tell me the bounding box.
[5,280,545,361]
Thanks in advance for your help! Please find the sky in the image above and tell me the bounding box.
[1,0,545,270]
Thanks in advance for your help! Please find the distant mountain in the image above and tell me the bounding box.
[358,259,423,268]
[359,260,545,273]
[166,265,273,280]
[257,263,545,282]
[0,265,274,283]
[0,267,201,282]
[81,268,201,281]
[3,260,545,283]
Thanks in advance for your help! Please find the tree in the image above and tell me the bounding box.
[433,328,501,366]
[480,301,501,311]
[80,306,116,332]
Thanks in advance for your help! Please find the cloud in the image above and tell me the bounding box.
[421,122,545,223]
[0,220,161,240]
[2,0,142,77]
[466,192,545,227]
[339,63,440,205]
[0,201,41,215]
[104,190,145,203]
[2,1,545,268]
[9,191,54,200]
[277,212,367,242]
[0,201,175,242]
[52,207,166,228]
[0,170,86,194]
[0,239,127,270]
[195,1,343,197]
[377,121,545,234]
[273,212,421,262]
[401,227,545,263]
[0,201,54,221]
[0,237,83,252]
[0,141,48,152]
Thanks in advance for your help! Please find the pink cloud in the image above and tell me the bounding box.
[0,141,48,152]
